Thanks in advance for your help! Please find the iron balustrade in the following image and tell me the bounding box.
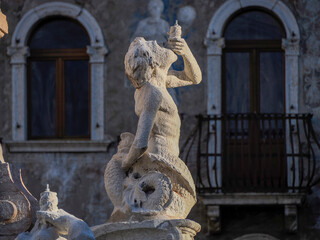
[181,113,320,194]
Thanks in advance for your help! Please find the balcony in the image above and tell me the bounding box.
[182,113,320,233]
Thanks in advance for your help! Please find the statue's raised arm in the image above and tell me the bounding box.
[166,37,202,87]
[166,21,201,87]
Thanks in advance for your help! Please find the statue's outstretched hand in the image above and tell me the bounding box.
[167,38,191,57]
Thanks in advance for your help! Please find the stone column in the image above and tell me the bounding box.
[205,37,225,190]
[87,45,108,140]
[282,38,300,114]
[205,37,225,115]
[282,38,300,190]
[7,47,30,141]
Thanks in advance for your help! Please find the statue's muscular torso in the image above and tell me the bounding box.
[135,81,180,157]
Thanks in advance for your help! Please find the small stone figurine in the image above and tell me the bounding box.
[16,185,95,240]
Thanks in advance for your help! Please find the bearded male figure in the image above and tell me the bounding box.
[105,25,201,221]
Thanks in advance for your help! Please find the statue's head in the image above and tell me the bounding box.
[125,37,177,88]
[148,0,164,19]
[39,185,58,212]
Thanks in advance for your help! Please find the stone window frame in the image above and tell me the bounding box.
[204,0,300,189]
[7,2,108,144]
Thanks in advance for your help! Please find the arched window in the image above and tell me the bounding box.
[223,10,286,114]
[27,17,90,139]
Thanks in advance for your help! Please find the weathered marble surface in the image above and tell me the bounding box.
[16,186,95,240]
[100,23,201,239]
[92,219,201,240]
[105,22,201,223]
[105,133,197,221]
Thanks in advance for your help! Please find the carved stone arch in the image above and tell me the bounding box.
[234,233,279,240]
[206,0,300,41]
[8,2,108,140]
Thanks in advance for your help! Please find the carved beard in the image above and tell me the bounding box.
[129,55,154,88]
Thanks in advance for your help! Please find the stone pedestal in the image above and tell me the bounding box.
[91,219,201,240]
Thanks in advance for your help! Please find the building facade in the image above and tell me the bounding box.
[0,0,320,239]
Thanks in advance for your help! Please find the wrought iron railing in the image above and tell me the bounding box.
[181,113,320,194]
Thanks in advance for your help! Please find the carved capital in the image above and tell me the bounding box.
[282,38,300,56]
[87,45,108,63]
[205,37,225,56]
[7,46,30,64]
